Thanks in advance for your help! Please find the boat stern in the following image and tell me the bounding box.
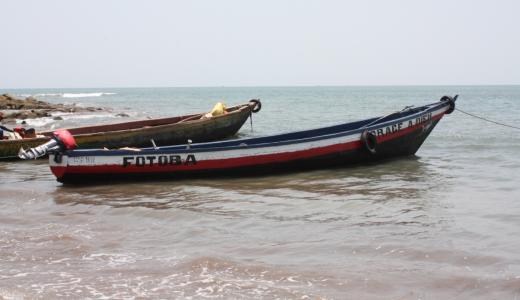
[49,153,69,181]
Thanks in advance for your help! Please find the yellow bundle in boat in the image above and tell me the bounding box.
[204,102,227,118]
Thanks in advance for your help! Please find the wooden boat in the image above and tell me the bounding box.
[1,100,261,160]
[43,96,457,184]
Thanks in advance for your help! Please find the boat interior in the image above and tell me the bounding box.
[41,104,247,136]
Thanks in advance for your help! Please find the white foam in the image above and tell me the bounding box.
[13,93,60,98]
[82,253,137,267]
[15,92,116,98]
[0,287,26,300]
[62,92,116,98]
[58,113,116,121]
[14,112,117,128]
[17,117,55,127]
[35,93,63,97]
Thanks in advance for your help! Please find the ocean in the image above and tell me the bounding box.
[1,86,519,299]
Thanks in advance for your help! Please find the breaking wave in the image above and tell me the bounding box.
[21,92,117,98]
[62,92,117,98]
[16,112,122,128]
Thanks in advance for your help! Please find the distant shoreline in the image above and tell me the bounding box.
[2,84,520,91]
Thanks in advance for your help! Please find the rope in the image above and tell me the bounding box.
[249,110,253,132]
[455,108,520,131]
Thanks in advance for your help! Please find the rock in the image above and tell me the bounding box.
[0,94,53,110]
[1,118,16,124]
[1,110,51,120]
[53,116,63,120]
[115,113,130,117]
[0,94,105,112]
[0,94,109,122]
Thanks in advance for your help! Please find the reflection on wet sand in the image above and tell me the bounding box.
[0,160,53,184]
[52,156,448,232]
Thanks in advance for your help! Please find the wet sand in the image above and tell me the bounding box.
[1,156,519,299]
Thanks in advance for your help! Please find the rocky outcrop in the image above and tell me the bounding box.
[0,94,108,123]
[1,110,51,119]
[0,93,105,112]
[0,94,54,110]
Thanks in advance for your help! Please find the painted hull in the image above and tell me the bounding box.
[49,99,454,184]
[1,102,256,160]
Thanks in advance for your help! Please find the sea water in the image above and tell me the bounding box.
[0,86,519,299]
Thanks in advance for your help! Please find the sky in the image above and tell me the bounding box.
[1,0,519,88]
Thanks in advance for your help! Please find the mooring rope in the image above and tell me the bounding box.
[456,108,520,131]
[249,110,254,131]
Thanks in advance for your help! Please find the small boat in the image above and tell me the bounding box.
[37,96,456,184]
[1,100,261,160]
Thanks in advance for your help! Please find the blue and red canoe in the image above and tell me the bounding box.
[40,96,456,184]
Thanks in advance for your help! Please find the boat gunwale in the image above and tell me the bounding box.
[42,103,251,136]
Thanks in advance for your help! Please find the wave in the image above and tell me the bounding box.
[18,92,117,98]
[16,112,124,128]
[17,117,55,128]
[58,113,118,120]
[62,92,116,98]
[34,93,63,97]
[17,93,61,98]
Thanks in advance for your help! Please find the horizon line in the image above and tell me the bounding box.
[2,83,520,90]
